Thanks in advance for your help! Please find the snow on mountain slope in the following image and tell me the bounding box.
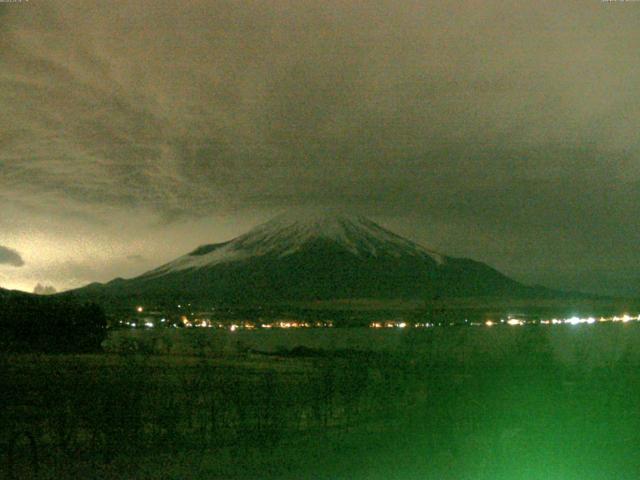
[66,209,552,305]
[143,211,444,278]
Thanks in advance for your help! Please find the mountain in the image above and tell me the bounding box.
[67,211,548,307]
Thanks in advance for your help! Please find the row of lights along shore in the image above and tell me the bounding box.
[371,314,640,329]
[129,306,639,331]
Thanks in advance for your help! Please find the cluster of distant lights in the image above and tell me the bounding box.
[370,314,640,329]
[121,320,335,330]
[489,314,640,327]
[130,307,640,330]
[370,321,431,329]
[178,318,334,330]
[125,308,334,330]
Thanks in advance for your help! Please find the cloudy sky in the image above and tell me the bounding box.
[1,0,639,296]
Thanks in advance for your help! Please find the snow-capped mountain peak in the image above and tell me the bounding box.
[71,209,535,304]
[144,211,444,277]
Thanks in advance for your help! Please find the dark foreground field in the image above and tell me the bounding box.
[3,326,640,479]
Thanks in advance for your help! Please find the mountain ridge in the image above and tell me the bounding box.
[66,211,553,307]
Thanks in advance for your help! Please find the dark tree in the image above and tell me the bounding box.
[0,295,107,353]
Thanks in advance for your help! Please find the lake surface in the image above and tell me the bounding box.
[106,322,640,367]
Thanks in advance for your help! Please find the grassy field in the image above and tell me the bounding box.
[3,326,640,479]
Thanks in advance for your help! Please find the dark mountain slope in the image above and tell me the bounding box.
[67,212,547,306]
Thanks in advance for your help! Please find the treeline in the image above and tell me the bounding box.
[0,294,107,353]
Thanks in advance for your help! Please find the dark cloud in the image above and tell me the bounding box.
[0,246,24,267]
[1,1,639,295]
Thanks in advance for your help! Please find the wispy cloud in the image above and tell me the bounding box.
[1,0,638,221]
[1,0,639,294]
